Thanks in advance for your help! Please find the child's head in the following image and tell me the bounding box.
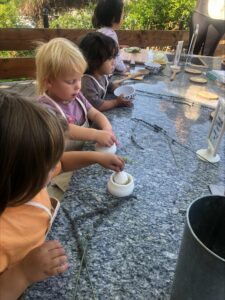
[35,37,87,96]
[0,90,66,214]
[79,32,118,75]
[92,0,124,28]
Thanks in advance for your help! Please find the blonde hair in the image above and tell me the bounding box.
[35,37,87,95]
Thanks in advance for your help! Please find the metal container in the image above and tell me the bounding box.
[171,195,225,300]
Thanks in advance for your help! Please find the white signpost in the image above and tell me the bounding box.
[185,24,199,66]
[173,40,183,67]
[197,98,225,163]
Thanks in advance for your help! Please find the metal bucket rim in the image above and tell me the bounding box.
[186,195,225,263]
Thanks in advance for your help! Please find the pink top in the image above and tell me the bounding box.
[38,92,92,126]
[97,27,127,72]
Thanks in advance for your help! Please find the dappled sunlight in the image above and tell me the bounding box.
[184,84,219,109]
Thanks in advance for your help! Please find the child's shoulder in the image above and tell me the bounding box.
[38,93,54,105]
[83,74,107,83]
[82,75,108,94]
[98,26,115,34]
[38,94,48,102]
[97,27,118,42]
[82,74,94,82]
[76,91,92,107]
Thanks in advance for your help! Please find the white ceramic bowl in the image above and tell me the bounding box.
[107,172,134,197]
[114,85,136,101]
[95,143,117,154]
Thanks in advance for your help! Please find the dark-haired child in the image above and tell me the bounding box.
[92,0,129,73]
[0,90,124,299]
[79,32,132,111]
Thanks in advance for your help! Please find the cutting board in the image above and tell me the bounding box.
[121,48,148,64]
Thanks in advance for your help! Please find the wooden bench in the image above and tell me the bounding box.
[0,28,224,80]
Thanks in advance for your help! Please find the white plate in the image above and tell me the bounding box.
[190,77,207,84]
[185,67,202,74]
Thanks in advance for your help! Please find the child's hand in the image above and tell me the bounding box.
[125,65,130,72]
[112,82,120,90]
[95,130,117,147]
[102,127,119,145]
[20,240,68,285]
[98,153,125,172]
[116,95,132,108]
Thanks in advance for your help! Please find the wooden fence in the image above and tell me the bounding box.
[0,28,224,80]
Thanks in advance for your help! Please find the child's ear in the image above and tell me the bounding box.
[44,78,53,89]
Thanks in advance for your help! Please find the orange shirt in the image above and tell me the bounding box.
[0,162,61,273]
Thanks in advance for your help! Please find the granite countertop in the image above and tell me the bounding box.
[24,62,225,300]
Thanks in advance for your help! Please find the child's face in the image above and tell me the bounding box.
[46,73,82,102]
[98,58,115,75]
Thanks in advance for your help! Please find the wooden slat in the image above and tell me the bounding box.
[0,58,35,79]
[117,30,189,48]
[0,28,94,51]
[0,28,224,52]
[0,28,190,51]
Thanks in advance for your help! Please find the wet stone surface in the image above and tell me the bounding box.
[24,82,225,299]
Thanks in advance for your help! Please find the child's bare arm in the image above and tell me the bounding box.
[68,123,116,147]
[98,95,132,112]
[87,107,113,131]
[97,99,120,111]
[0,241,68,300]
[68,123,98,141]
[61,151,125,173]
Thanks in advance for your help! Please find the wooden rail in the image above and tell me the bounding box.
[0,28,224,79]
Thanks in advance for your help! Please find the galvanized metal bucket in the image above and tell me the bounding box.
[171,195,225,300]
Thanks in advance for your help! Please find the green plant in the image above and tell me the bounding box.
[0,0,37,27]
[0,0,196,30]
[123,0,196,30]
[0,1,19,27]
[50,3,95,29]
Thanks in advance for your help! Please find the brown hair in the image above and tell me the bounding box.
[92,0,124,28]
[79,32,118,74]
[0,90,66,214]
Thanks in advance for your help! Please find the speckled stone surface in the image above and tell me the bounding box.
[24,61,225,300]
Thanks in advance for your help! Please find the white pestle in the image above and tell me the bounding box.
[113,171,129,185]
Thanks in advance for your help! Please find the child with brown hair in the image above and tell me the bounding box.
[0,90,124,299]
[92,0,129,73]
[35,37,118,150]
[79,31,132,111]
